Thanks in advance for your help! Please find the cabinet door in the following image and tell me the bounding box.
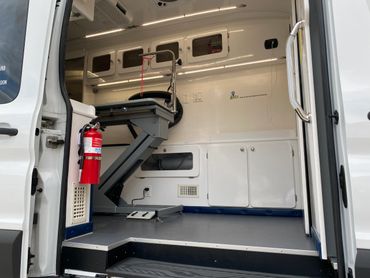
[248,141,296,208]
[208,144,248,206]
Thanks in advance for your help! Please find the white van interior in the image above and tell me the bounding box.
[30,0,340,277]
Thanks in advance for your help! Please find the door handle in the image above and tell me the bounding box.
[286,20,312,123]
[0,127,18,136]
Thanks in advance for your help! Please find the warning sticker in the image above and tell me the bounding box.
[84,137,102,154]
[92,137,102,148]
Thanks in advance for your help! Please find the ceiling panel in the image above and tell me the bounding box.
[68,0,291,41]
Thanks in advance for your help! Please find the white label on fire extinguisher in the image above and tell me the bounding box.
[84,137,102,154]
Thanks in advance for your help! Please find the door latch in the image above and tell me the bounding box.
[46,136,65,149]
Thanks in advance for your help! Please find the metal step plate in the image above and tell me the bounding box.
[126,211,156,220]
[107,258,308,278]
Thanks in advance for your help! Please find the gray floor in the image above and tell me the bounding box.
[64,214,317,256]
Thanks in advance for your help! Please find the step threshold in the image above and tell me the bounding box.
[107,257,308,278]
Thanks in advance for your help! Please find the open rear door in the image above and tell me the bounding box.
[287,0,327,258]
[319,0,357,276]
[0,1,56,277]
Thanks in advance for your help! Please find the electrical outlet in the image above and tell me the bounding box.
[144,185,151,197]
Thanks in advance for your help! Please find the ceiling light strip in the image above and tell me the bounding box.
[84,6,238,37]
[85,28,125,39]
[142,6,237,27]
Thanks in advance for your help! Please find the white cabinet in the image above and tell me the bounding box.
[207,141,296,208]
[248,141,296,208]
[207,144,248,206]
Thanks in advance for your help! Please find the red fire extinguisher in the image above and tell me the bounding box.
[79,123,102,185]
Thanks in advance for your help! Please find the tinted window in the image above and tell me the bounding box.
[92,54,111,73]
[192,34,223,57]
[0,0,29,104]
[156,42,179,63]
[122,48,143,68]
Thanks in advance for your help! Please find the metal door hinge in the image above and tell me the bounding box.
[27,248,35,273]
[46,135,65,149]
[329,110,339,125]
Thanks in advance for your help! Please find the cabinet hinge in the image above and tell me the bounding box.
[206,153,208,159]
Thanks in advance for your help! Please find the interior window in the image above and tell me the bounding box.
[192,34,223,57]
[92,54,111,73]
[122,48,143,68]
[0,0,29,104]
[156,42,179,63]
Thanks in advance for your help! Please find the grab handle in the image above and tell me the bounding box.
[0,127,18,136]
[286,20,311,123]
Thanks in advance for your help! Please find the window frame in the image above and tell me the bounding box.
[186,29,229,64]
[87,50,116,78]
[117,46,147,74]
[150,39,184,69]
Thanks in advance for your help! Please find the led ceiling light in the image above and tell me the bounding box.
[142,15,185,26]
[185,9,220,17]
[142,6,237,26]
[85,28,125,38]
[225,58,278,68]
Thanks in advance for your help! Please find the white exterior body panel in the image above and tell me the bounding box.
[0,0,57,276]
